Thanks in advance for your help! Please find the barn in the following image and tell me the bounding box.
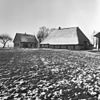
[13,33,38,48]
[40,27,92,50]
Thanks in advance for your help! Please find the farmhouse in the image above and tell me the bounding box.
[40,27,92,50]
[13,33,38,48]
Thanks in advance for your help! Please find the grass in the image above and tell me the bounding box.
[0,48,100,100]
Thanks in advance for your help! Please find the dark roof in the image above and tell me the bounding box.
[94,32,100,37]
[41,27,90,45]
[13,33,37,43]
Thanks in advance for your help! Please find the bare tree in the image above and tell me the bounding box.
[0,34,12,48]
[37,26,49,43]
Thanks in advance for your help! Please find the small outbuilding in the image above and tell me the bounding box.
[94,32,100,50]
[13,33,38,48]
[40,27,92,50]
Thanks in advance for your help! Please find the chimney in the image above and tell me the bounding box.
[58,27,61,30]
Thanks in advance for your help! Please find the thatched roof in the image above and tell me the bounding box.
[13,33,37,43]
[41,27,90,45]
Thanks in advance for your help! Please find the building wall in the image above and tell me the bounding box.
[40,44,49,48]
[77,28,91,50]
[14,42,37,48]
[14,42,21,48]
[40,44,81,50]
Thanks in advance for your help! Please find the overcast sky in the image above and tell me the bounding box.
[0,0,99,46]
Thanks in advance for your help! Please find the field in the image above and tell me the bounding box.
[0,49,100,100]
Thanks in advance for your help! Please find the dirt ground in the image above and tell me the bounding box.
[0,48,100,100]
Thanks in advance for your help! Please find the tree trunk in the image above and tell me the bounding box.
[38,39,41,48]
[3,43,6,48]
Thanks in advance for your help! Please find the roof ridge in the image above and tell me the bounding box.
[16,33,35,36]
[57,26,79,30]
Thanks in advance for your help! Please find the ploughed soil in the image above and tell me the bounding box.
[0,48,100,100]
